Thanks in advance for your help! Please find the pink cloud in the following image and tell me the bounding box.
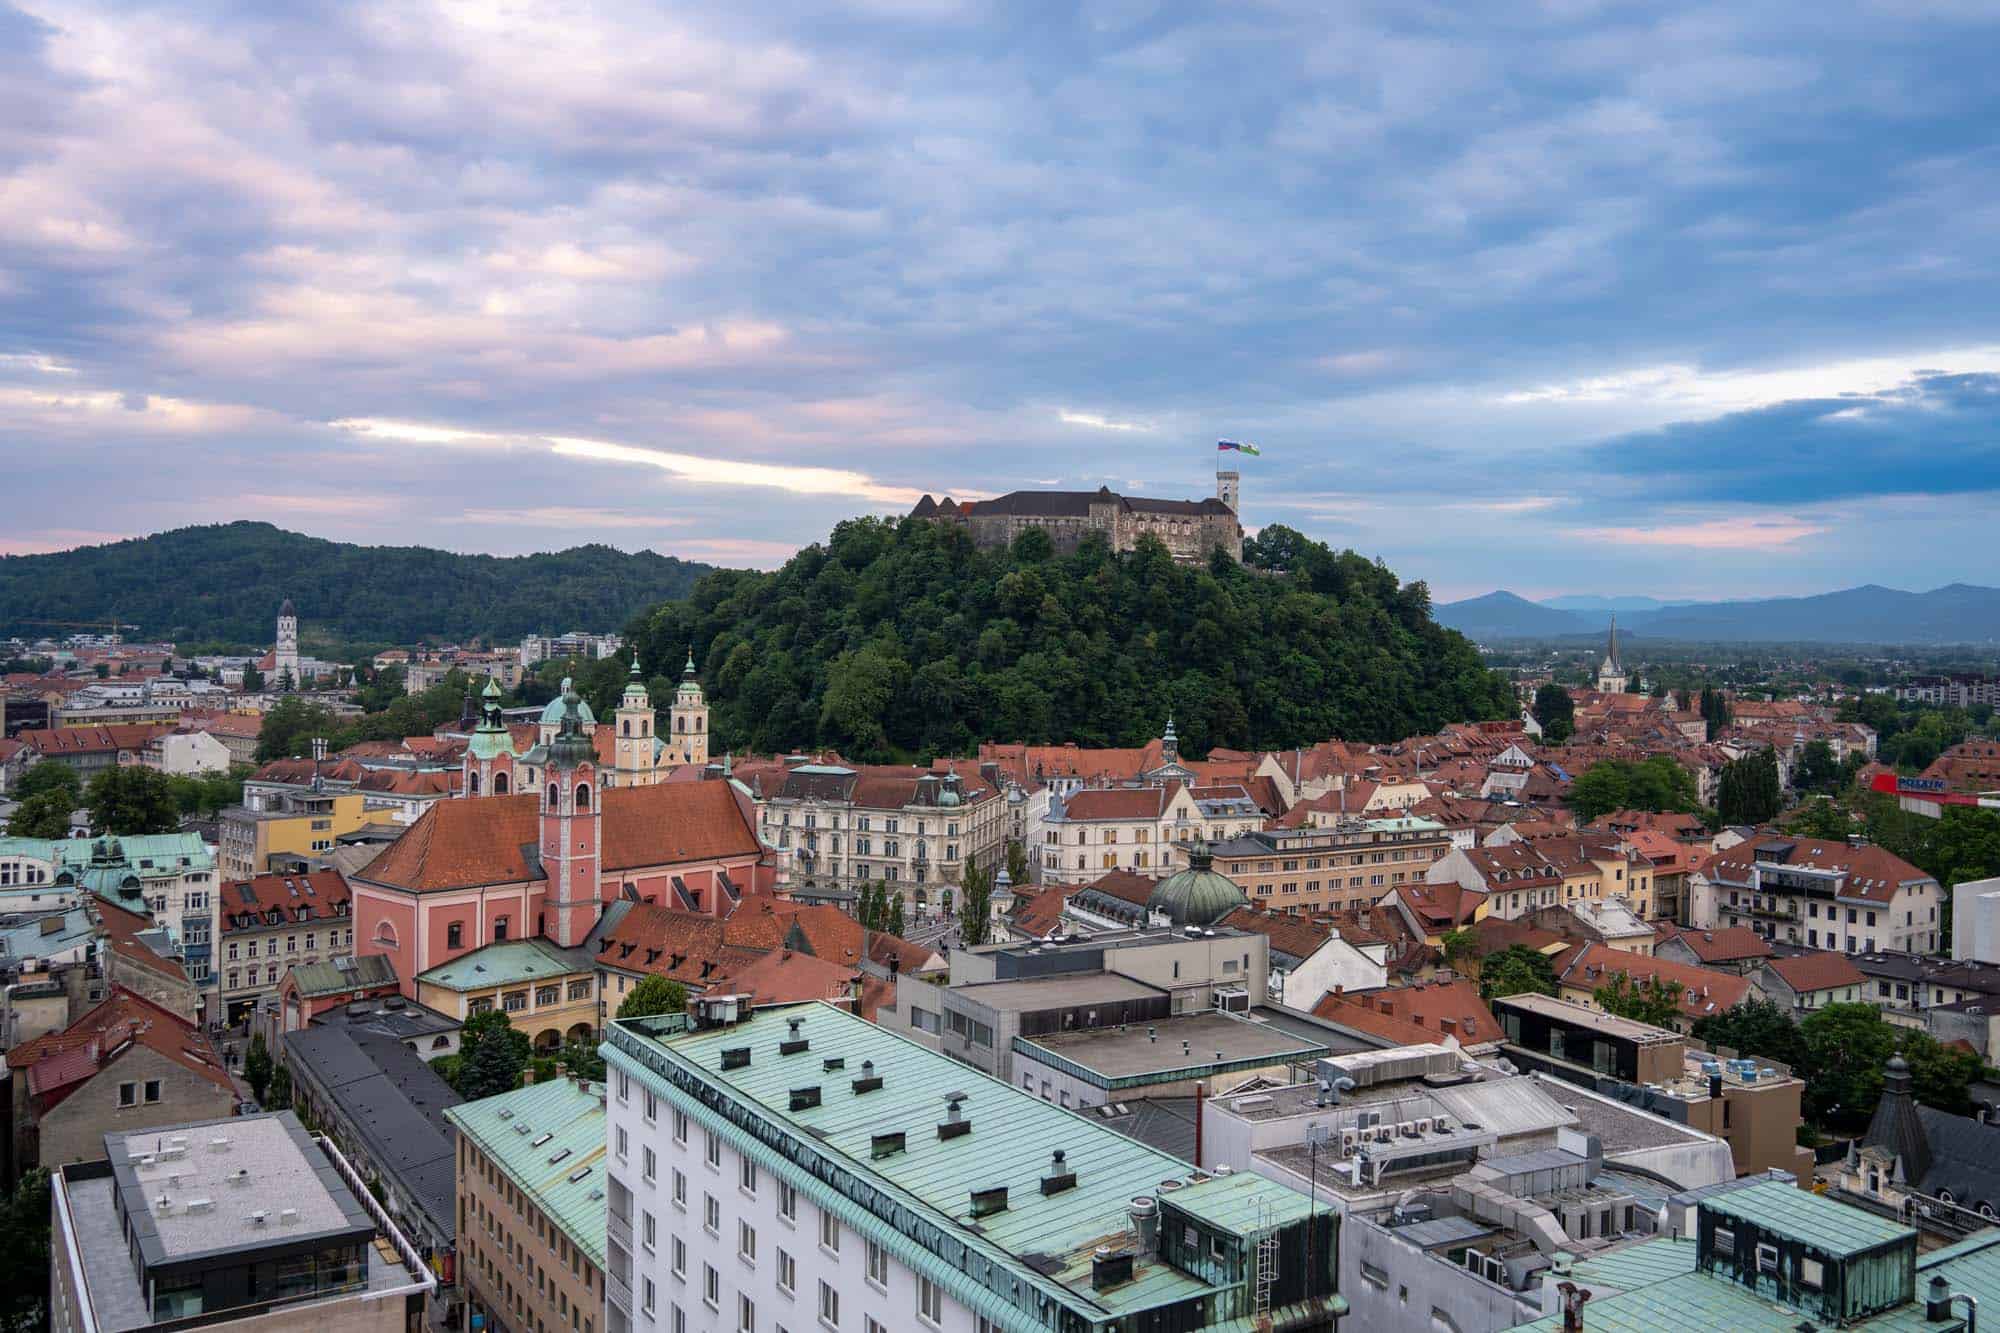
[1567,516,1828,550]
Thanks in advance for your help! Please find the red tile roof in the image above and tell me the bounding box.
[1558,942,1751,1020]
[1653,924,1773,964]
[1008,885,1078,939]
[1077,868,1161,908]
[1763,950,1867,994]
[360,781,762,892]
[720,948,861,1009]
[1698,837,1936,902]
[21,724,173,755]
[220,870,350,934]
[1216,907,1331,962]
[1312,979,1500,1046]
[1061,788,1169,821]
[5,986,231,1108]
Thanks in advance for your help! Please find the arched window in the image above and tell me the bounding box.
[547,783,560,808]
[576,783,592,812]
[621,720,629,736]
[677,716,686,733]
[373,920,398,948]
[494,772,510,795]
[468,771,481,796]
[494,916,509,941]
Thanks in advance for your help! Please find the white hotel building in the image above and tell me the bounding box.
[600,999,1342,1333]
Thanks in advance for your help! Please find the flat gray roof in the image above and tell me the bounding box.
[106,1113,371,1263]
[1496,992,1681,1044]
[949,972,1164,1011]
[1018,1011,1328,1082]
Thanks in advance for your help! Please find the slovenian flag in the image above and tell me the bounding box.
[1217,440,1261,455]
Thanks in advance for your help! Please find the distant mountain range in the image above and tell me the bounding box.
[1436,583,2000,645]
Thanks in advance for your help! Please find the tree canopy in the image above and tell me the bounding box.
[1478,945,1559,1002]
[1568,755,1699,823]
[1533,683,1575,745]
[1716,749,1782,825]
[617,975,690,1021]
[1592,972,1685,1027]
[87,766,181,835]
[0,520,712,645]
[629,518,1513,761]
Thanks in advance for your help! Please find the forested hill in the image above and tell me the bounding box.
[0,522,713,646]
[628,518,1515,761]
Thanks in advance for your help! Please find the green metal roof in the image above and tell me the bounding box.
[0,832,213,876]
[1566,1236,1698,1292]
[608,1002,1325,1328]
[445,1078,608,1268]
[1704,1179,1914,1256]
[416,938,591,991]
[290,953,399,997]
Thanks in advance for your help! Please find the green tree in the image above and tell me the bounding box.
[1785,797,1854,841]
[1716,750,1782,825]
[617,975,690,1020]
[1006,839,1030,887]
[958,860,993,948]
[1478,946,1559,1001]
[1691,996,1808,1072]
[0,1167,53,1333]
[458,1028,528,1100]
[1592,972,1685,1027]
[1568,755,1697,823]
[1799,1003,1899,1126]
[6,789,76,838]
[1567,763,1632,823]
[86,766,182,835]
[266,1064,293,1111]
[1440,927,1480,975]
[254,694,338,761]
[1700,686,1731,739]
[558,1038,607,1082]
[1533,683,1575,744]
[887,895,905,937]
[1898,1029,1986,1117]
[241,662,265,692]
[244,1034,273,1104]
[1796,739,1841,793]
[15,762,81,804]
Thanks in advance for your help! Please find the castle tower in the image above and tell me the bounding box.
[540,687,601,948]
[1162,715,1179,765]
[669,647,709,766]
[275,598,300,683]
[612,655,659,788]
[1216,470,1240,514]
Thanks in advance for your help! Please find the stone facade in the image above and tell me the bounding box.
[911,479,1243,562]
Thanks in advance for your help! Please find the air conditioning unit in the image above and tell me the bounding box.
[1375,1125,1395,1143]
[1340,1129,1360,1155]
[1413,1117,1433,1134]
[1398,1121,1418,1138]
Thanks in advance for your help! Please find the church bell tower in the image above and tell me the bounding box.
[612,655,659,787]
[669,648,710,766]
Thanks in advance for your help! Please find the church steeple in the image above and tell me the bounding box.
[670,646,709,766]
[612,653,659,787]
[541,687,600,948]
[1596,612,1629,694]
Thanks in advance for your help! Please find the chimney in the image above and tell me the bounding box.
[1042,1149,1078,1196]
[521,1066,536,1086]
[1127,1196,1159,1253]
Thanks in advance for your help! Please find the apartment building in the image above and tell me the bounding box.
[1695,835,1943,954]
[217,789,371,880]
[48,1111,434,1333]
[1037,782,1268,887]
[1208,816,1453,915]
[448,1076,608,1333]
[601,999,1340,1333]
[1428,833,1656,922]
[214,869,354,1026]
[756,764,1006,912]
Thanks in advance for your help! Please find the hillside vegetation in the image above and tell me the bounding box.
[0,522,712,646]
[629,518,1514,761]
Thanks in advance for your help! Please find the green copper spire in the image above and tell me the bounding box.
[683,645,697,678]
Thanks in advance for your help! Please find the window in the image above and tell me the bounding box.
[617,1126,629,1160]
[671,1238,686,1279]
[119,1081,138,1107]
[819,1209,840,1254]
[144,1079,161,1104]
[738,1295,754,1332]
[817,1282,839,1328]
[643,1279,656,1317]
[778,1249,796,1294]
[1713,1226,1735,1256]
[670,1105,684,1139]
[866,1240,888,1288]
[673,1169,687,1208]
[918,1276,943,1325]
[1756,1242,1779,1273]
[706,1130,721,1168]
[741,1157,757,1194]
[704,1265,719,1311]
[778,1182,797,1223]
[642,1147,657,1183]
[705,1193,720,1234]
[1799,1256,1824,1289]
[740,1220,757,1262]
[642,1210,656,1252]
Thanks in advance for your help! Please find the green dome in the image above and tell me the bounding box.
[1146,842,1246,927]
[540,677,596,726]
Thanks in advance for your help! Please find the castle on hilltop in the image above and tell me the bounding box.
[910,469,1242,563]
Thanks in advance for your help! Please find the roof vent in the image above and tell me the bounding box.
[279,1208,299,1225]
[852,1060,882,1095]
[1041,1149,1078,1196]
[185,1198,214,1214]
[939,1091,972,1141]
[1092,1247,1136,1290]
[871,1132,906,1160]
[789,1086,822,1112]
[721,1046,752,1071]
[969,1185,1008,1218]
[780,1016,809,1056]
[822,1057,846,1072]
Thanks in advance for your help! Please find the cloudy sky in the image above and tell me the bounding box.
[3,1,1997,600]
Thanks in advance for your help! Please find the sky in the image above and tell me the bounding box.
[2,1,1998,602]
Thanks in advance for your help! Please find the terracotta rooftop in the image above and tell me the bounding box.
[1312,979,1500,1047]
[1764,950,1868,994]
[1699,836,1936,902]
[1653,923,1774,964]
[359,781,762,892]
[1216,906,1331,963]
[1060,787,1169,822]
[220,869,351,933]
[1557,942,1751,1020]
[5,986,231,1109]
